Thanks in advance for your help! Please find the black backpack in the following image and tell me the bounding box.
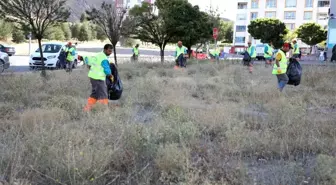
[106,63,123,100]
[286,57,302,86]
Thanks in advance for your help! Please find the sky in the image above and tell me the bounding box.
[188,0,236,20]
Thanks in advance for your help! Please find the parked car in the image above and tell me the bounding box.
[191,50,207,60]
[29,42,78,69]
[0,51,10,73]
[256,44,265,61]
[0,44,16,56]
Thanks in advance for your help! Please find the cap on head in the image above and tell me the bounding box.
[68,42,72,46]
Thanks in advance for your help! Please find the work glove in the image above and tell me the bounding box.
[277,67,282,74]
[109,75,114,82]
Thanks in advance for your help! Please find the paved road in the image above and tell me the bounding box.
[2,54,334,74]
[78,47,175,56]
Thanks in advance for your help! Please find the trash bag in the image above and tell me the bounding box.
[106,63,123,100]
[58,49,67,69]
[286,57,302,86]
[242,51,251,66]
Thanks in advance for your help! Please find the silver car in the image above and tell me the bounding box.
[0,51,10,73]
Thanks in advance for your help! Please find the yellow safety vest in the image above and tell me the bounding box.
[176,46,186,59]
[66,47,75,62]
[272,50,288,75]
[133,47,139,55]
[87,52,107,81]
[293,43,300,54]
[248,46,256,58]
[264,44,273,58]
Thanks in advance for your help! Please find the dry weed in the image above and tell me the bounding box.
[0,61,335,184]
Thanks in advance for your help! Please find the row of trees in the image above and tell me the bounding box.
[248,18,327,49]
[0,19,107,43]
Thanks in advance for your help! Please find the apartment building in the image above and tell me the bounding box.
[327,0,335,55]
[233,0,331,47]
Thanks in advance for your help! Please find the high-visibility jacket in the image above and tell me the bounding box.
[66,47,75,62]
[211,49,220,56]
[293,43,300,54]
[87,52,107,81]
[248,46,256,58]
[264,44,273,58]
[176,46,186,59]
[133,47,139,55]
[272,50,288,75]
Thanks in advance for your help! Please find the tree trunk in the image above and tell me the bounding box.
[187,46,192,58]
[113,44,118,66]
[38,38,46,77]
[160,47,164,63]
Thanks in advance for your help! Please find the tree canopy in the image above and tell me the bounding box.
[126,1,178,62]
[296,23,327,46]
[248,18,288,48]
[167,3,215,55]
[86,2,127,65]
[217,20,233,43]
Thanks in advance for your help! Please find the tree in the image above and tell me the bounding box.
[80,13,87,23]
[89,24,96,40]
[217,20,233,43]
[0,0,70,77]
[248,18,288,48]
[78,23,90,42]
[95,26,107,42]
[0,19,12,40]
[296,23,327,47]
[126,1,179,63]
[61,23,72,40]
[163,1,215,57]
[44,27,56,40]
[54,27,65,41]
[284,29,298,42]
[86,2,127,66]
[72,23,81,40]
[12,30,25,43]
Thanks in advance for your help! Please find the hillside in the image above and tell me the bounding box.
[67,0,106,21]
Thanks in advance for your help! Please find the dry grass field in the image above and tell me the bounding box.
[0,61,336,185]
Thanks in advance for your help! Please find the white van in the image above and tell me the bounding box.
[256,44,265,60]
[29,42,78,69]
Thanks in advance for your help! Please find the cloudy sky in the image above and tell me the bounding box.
[188,0,236,20]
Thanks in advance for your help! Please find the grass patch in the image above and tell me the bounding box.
[0,61,335,184]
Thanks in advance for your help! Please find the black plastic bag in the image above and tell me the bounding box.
[106,63,123,100]
[286,57,302,86]
[242,51,251,66]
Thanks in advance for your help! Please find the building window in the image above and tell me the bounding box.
[265,11,276,18]
[284,11,296,19]
[266,0,277,8]
[305,0,313,7]
[317,13,328,20]
[251,12,258,20]
[237,13,247,20]
[304,11,313,20]
[235,37,246,43]
[251,0,258,8]
[236,26,247,32]
[317,0,330,7]
[238,2,248,9]
[285,0,297,7]
[285,23,295,30]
